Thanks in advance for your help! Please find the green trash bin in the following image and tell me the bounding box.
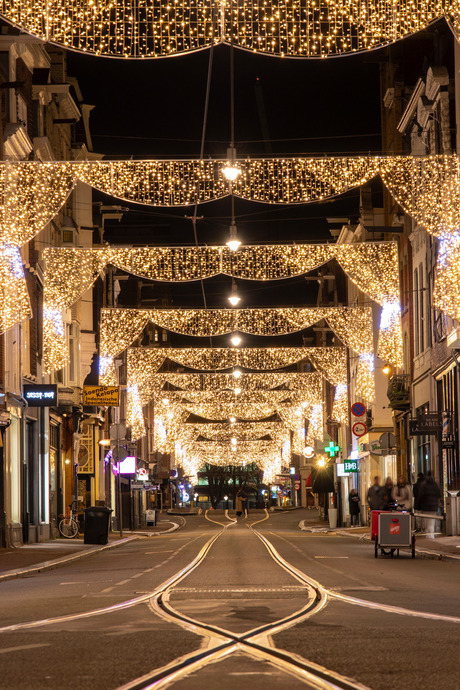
[83,506,112,545]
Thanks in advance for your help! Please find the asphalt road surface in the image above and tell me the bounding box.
[0,510,459,689]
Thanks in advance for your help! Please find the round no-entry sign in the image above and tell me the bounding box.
[351,402,366,417]
[294,481,301,490]
[352,421,367,437]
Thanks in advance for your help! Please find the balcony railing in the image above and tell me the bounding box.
[387,374,410,410]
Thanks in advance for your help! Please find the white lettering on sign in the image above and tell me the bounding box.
[25,389,56,401]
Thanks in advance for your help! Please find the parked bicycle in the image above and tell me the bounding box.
[58,502,80,539]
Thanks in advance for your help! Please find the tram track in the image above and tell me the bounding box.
[117,514,367,690]
[2,512,460,689]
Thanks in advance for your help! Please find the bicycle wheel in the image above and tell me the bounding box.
[59,517,79,538]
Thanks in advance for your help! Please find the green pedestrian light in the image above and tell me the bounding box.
[324,441,340,458]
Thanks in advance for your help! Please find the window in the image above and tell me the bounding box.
[414,269,419,356]
[68,322,80,385]
[415,404,431,475]
[419,263,424,353]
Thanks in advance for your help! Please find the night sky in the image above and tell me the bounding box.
[67,44,383,323]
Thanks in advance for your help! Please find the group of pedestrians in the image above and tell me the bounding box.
[365,472,441,537]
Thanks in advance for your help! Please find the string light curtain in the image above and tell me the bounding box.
[0,163,73,335]
[180,401,280,420]
[43,243,401,370]
[177,421,287,442]
[133,346,314,371]
[0,162,75,247]
[2,157,458,241]
[148,371,321,391]
[1,0,458,59]
[96,306,373,375]
[43,242,398,287]
[379,155,460,237]
[179,440,285,468]
[433,232,460,320]
[0,245,32,333]
[73,157,381,206]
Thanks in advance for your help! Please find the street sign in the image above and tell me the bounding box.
[344,459,359,473]
[352,421,367,437]
[110,422,127,441]
[351,402,366,417]
[294,480,301,490]
[83,385,120,406]
[409,412,442,436]
[131,481,147,490]
[112,445,128,463]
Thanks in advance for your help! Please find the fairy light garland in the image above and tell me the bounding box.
[0,157,457,246]
[126,345,326,372]
[0,245,32,333]
[147,371,321,392]
[0,0,457,59]
[0,163,75,247]
[177,422,289,443]
[42,242,397,290]
[43,243,401,370]
[433,232,460,321]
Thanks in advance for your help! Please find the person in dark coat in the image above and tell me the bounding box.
[367,476,384,511]
[418,472,441,538]
[236,488,248,517]
[413,472,424,510]
[349,488,361,526]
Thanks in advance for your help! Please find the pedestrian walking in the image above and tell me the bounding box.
[418,472,441,538]
[367,476,384,511]
[349,488,361,526]
[391,475,412,510]
[413,472,424,531]
[381,477,394,509]
[235,488,248,518]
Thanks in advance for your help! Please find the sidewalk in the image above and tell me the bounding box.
[298,512,460,562]
[0,517,183,583]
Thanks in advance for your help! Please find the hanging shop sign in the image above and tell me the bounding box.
[83,385,120,406]
[408,412,442,436]
[23,384,57,407]
[344,459,360,473]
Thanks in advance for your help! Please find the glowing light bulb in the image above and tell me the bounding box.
[229,416,236,423]
[233,369,242,379]
[228,281,241,306]
[234,387,242,395]
[230,334,242,346]
[222,146,242,182]
[317,457,326,468]
[222,165,241,181]
[226,224,241,251]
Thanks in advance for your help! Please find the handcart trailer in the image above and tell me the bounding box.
[374,511,415,558]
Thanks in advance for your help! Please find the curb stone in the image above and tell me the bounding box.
[0,520,185,583]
